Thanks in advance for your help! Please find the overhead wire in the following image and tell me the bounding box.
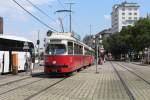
[57,0,66,10]
[12,0,58,32]
[61,14,69,32]
[55,0,69,32]
[26,0,58,24]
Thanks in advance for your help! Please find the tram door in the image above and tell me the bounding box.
[4,52,10,73]
[0,52,9,74]
[0,52,4,74]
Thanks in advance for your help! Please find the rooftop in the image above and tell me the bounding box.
[0,35,32,43]
[113,1,140,10]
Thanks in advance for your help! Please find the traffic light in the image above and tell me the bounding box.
[37,40,40,45]
[47,30,53,36]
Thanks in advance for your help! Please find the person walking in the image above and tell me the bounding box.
[24,55,32,75]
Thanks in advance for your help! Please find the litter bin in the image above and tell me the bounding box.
[12,65,18,75]
[12,53,18,75]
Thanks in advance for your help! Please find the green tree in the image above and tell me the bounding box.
[103,18,150,60]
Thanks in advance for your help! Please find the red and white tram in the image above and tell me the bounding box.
[44,32,94,74]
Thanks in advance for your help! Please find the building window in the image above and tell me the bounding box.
[122,13,125,15]
[122,17,125,19]
[128,8,132,11]
[122,26,126,29]
[134,13,137,15]
[134,8,138,11]
[128,17,132,20]
[122,21,126,24]
[134,17,137,20]
[126,20,134,24]
[129,13,132,15]
[122,8,125,11]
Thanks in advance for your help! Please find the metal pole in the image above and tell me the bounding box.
[94,36,99,74]
[38,30,40,65]
[25,50,28,74]
[148,48,150,64]
[90,24,92,35]
[58,17,64,32]
[96,45,99,73]
[69,4,71,32]
[66,3,74,32]
[89,24,92,47]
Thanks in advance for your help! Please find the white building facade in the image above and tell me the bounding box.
[111,2,140,33]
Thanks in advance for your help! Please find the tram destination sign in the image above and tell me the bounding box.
[50,40,62,44]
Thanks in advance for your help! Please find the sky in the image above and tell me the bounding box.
[0,0,150,46]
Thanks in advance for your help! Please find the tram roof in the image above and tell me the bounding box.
[46,32,94,51]
[0,35,33,43]
[46,32,76,41]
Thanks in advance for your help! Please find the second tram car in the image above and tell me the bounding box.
[44,32,94,74]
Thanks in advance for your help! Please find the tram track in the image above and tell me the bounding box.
[122,62,150,76]
[0,73,44,87]
[0,78,44,96]
[131,62,150,68]
[0,76,31,87]
[0,73,48,96]
[0,75,12,80]
[24,78,66,100]
[110,62,135,100]
[111,61,150,100]
[116,62,150,85]
[0,74,67,100]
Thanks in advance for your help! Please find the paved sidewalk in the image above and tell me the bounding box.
[0,66,44,85]
[0,62,135,100]
[30,62,130,100]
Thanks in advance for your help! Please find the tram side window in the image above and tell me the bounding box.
[88,50,91,55]
[74,43,83,55]
[68,42,73,54]
[84,48,87,55]
[74,43,78,54]
[85,48,89,55]
[80,46,83,54]
[88,49,90,55]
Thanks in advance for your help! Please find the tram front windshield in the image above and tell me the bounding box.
[46,44,66,55]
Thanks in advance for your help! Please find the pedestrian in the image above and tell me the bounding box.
[24,58,29,74]
[24,54,32,74]
[28,56,32,75]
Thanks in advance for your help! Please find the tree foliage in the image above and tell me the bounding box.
[103,18,150,58]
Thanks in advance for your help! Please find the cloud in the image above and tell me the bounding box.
[104,15,111,20]
[0,0,57,43]
[6,28,48,46]
[0,0,56,21]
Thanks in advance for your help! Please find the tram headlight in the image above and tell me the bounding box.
[52,61,56,64]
